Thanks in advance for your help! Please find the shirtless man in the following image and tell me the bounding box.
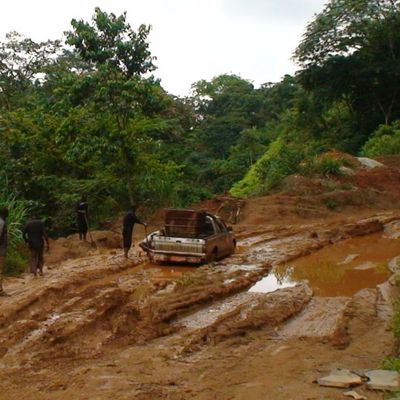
[23,217,50,276]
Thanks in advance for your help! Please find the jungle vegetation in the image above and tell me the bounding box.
[1,1,400,238]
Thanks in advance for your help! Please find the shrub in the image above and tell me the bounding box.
[0,194,29,246]
[0,193,29,275]
[312,156,342,176]
[362,121,400,156]
[323,197,339,210]
[231,136,314,197]
[4,247,27,276]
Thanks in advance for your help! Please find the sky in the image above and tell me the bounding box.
[0,0,326,96]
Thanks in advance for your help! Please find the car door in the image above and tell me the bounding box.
[213,217,233,256]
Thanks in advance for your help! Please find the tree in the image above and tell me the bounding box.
[0,32,60,110]
[65,8,166,204]
[66,7,155,77]
[294,0,400,67]
[295,0,400,140]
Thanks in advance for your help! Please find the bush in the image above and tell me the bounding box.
[381,295,400,378]
[0,194,29,247]
[4,247,27,276]
[231,136,314,197]
[362,121,400,156]
[323,197,339,210]
[230,164,262,198]
[0,193,29,275]
[306,156,343,176]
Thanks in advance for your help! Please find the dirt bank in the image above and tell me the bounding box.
[2,157,400,398]
[0,206,399,399]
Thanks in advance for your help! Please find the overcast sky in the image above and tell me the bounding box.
[0,0,326,96]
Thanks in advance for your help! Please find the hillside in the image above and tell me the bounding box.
[0,156,399,399]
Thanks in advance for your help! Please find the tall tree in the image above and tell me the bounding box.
[295,0,400,139]
[65,8,164,204]
[0,32,60,110]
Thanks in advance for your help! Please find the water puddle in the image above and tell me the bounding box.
[143,263,196,282]
[249,274,296,293]
[250,233,399,297]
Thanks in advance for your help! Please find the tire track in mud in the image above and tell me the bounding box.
[166,214,400,348]
[0,213,398,370]
[0,254,150,366]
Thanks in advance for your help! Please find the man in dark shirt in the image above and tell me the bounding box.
[23,218,50,277]
[122,206,146,258]
[0,208,9,295]
[76,195,89,241]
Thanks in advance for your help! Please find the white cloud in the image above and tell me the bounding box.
[0,0,325,96]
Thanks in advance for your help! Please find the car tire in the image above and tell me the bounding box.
[210,248,218,262]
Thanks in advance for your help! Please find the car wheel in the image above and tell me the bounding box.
[210,248,218,262]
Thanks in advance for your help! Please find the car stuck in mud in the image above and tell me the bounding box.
[140,208,236,264]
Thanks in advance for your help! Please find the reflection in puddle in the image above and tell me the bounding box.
[249,272,296,293]
[265,233,399,297]
[143,263,196,281]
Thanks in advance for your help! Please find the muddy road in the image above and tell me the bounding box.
[0,211,400,399]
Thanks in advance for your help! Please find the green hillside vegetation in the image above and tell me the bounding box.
[1,1,400,238]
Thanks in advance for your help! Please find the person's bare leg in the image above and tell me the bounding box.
[31,249,39,277]
[0,255,7,296]
[38,248,44,276]
[124,247,130,258]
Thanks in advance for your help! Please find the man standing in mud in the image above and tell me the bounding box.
[0,208,9,295]
[123,205,147,258]
[76,195,89,241]
[23,216,50,277]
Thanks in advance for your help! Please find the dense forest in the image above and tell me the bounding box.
[1,0,400,247]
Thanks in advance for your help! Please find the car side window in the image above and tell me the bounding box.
[215,219,227,233]
[204,216,216,235]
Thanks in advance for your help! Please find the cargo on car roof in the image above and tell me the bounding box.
[140,208,236,265]
[164,209,207,238]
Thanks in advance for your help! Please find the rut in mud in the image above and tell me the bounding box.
[0,211,399,399]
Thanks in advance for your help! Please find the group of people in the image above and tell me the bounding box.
[0,197,147,296]
[76,197,147,258]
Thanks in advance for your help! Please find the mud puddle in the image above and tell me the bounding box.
[142,263,196,282]
[252,233,398,296]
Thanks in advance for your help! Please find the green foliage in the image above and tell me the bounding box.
[0,193,29,247]
[4,247,27,276]
[66,7,155,77]
[0,193,29,275]
[294,0,400,66]
[231,131,317,197]
[381,299,400,395]
[305,155,343,176]
[392,299,400,339]
[382,358,400,373]
[2,3,400,238]
[295,0,400,133]
[323,197,339,210]
[316,157,342,175]
[362,121,400,156]
[230,164,262,198]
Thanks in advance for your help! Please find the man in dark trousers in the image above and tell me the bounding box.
[0,208,9,295]
[123,206,147,258]
[23,217,50,277]
[76,195,89,241]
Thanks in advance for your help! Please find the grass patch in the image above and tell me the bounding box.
[382,357,400,373]
[323,197,339,210]
[0,193,30,277]
[4,247,28,276]
[381,290,400,400]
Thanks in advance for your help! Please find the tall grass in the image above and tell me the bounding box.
[0,193,29,275]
